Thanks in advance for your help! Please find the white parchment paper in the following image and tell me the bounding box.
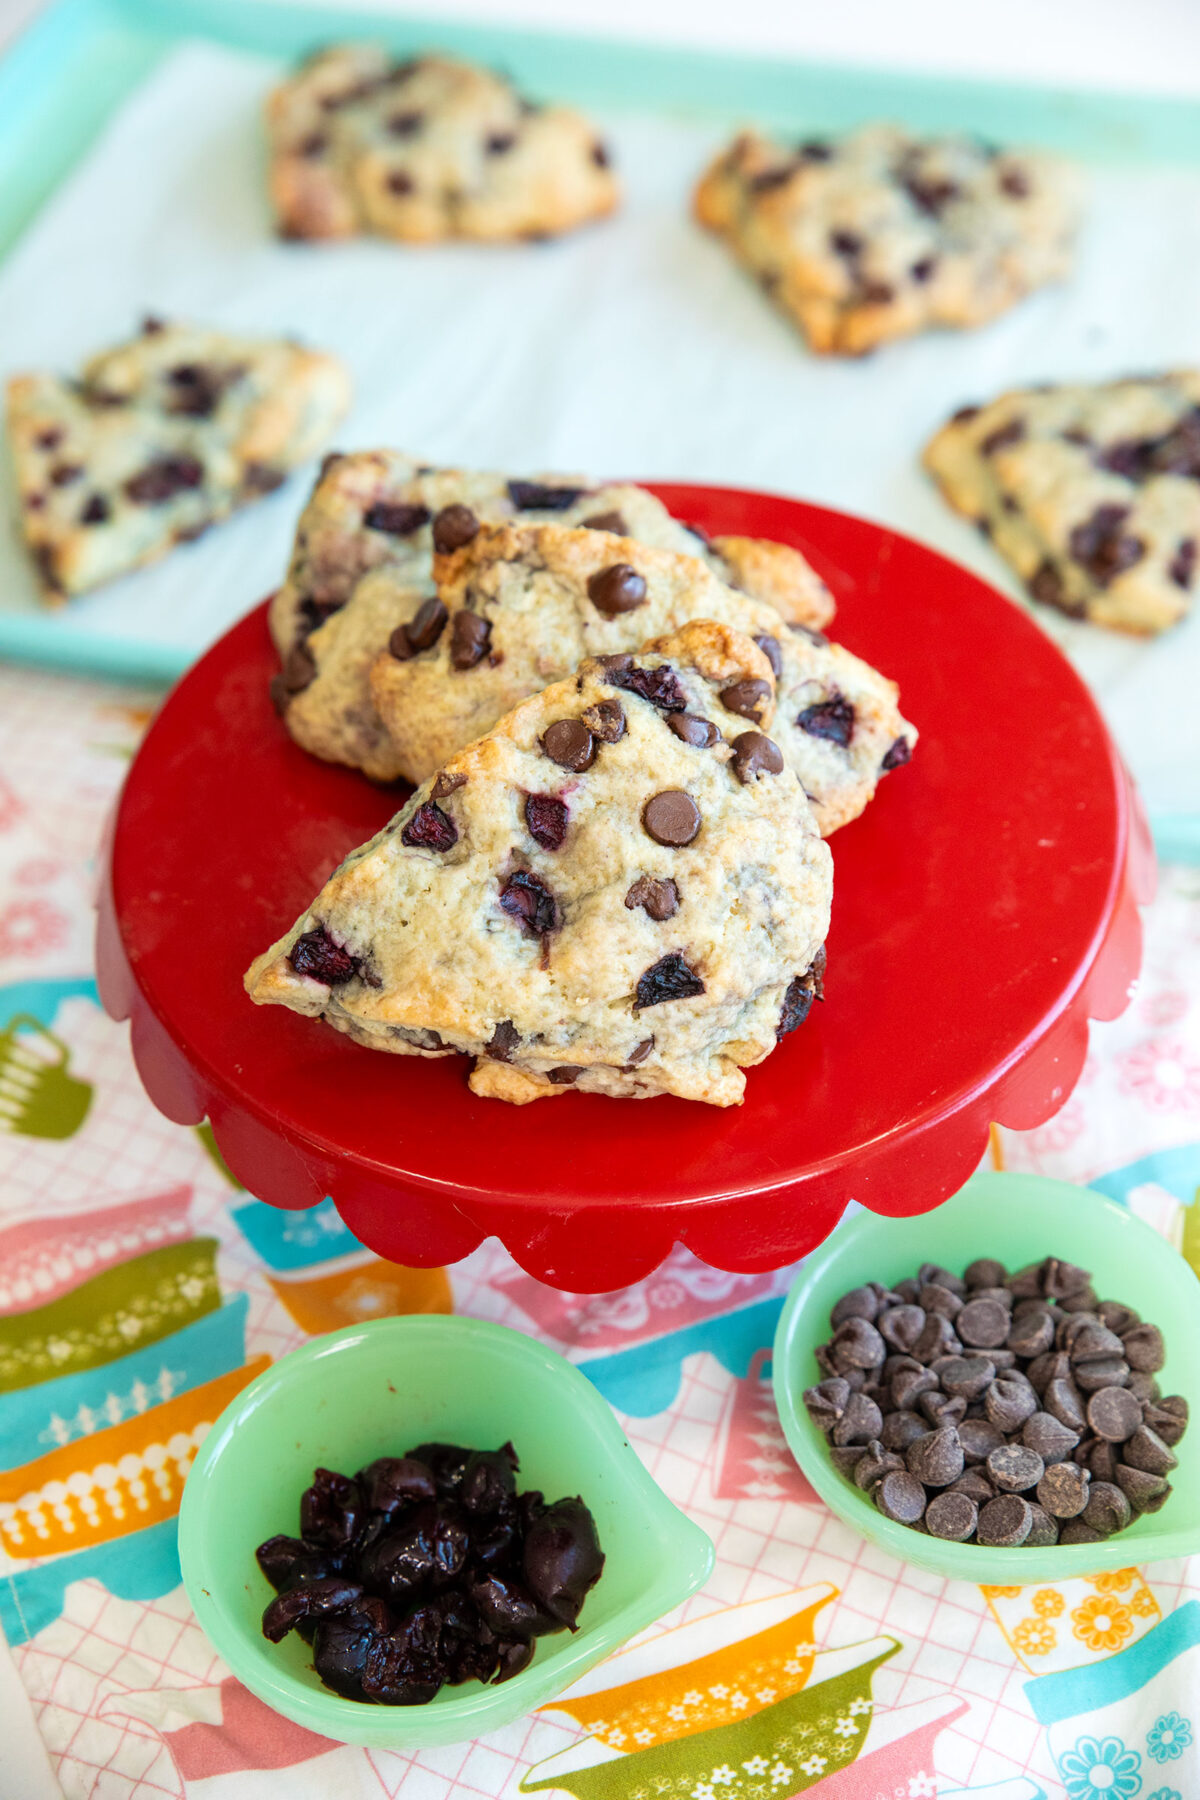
[2,41,1199,816]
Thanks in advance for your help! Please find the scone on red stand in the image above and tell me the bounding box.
[246,622,831,1108]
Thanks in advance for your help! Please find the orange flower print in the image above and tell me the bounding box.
[982,1585,1023,1600]
[1087,1569,1135,1594]
[1013,1616,1057,1657]
[1072,1594,1134,1654]
[1130,1584,1161,1619]
[1033,1588,1065,1618]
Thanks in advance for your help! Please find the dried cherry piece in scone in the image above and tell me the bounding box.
[402,800,458,851]
[508,480,584,511]
[797,695,855,746]
[526,794,569,850]
[1068,504,1145,587]
[523,1496,605,1629]
[289,926,361,986]
[364,501,431,536]
[460,1444,519,1516]
[635,952,705,1009]
[301,1467,363,1548]
[606,662,689,712]
[499,870,560,936]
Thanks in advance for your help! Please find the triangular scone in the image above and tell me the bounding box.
[247,622,832,1108]
[268,450,834,779]
[695,124,1081,356]
[367,519,915,833]
[924,373,1200,634]
[267,47,618,244]
[6,320,350,602]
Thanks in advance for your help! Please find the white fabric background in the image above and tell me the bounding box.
[1,40,1199,812]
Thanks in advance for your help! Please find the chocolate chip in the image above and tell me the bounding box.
[1068,1321,1125,1363]
[625,1036,654,1068]
[881,736,912,772]
[1128,1370,1161,1404]
[582,510,627,535]
[401,800,457,851]
[925,1491,977,1540]
[290,926,361,986]
[966,1259,1007,1289]
[874,1471,926,1524]
[35,426,63,451]
[940,1356,995,1401]
[365,502,431,536]
[542,719,595,771]
[50,462,82,486]
[985,1378,1038,1433]
[1145,1397,1188,1445]
[642,790,701,846]
[386,170,414,196]
[1121,1321,1165,1372]
[1045,1378,1088,1432]
[796,696,854,746]
[580,699,625,743]
[124,455,204,503]
[731,732,784,784]
[485,130,516,154]
[956,1298,1011,1349]
[399,598,447,656]
[433,771,467,798]
[832,1317,886,1371]
[668,713,720,748]
[948,1467,996,1504]
[588,564,647,616]
[881,1410,928,1451]
[485,1020,519,1061]
[1028,1351,1071,1394]
[1169,538,1197,589]
[1083,1480,1131,1536]
[910,255,937,283]
[1115,1463,1168,1509]
[719,679,771,722]
[920,1282,964,1320]
[1059,1519,1103,1544]
[507,481,584,511]
[831,1287,879,1326]
[853,1442,904,1491]
[1029,561,1077,614]
[634,952,704,1010]
[450,612,491,669]
[752,635,783,678]
[981,419,1026,456]
[499,870,559,937]
[952,405,981,425]
[999,165,1031,198]
[829,1446,866,1477]
[803,1378,850,1432]
[912,1314,962,1364]
[282,643,316,693]
[906,1425,963,1487]
[892,1364,938,1410]
[526,794,568,850]
[1025,1503,1059,1546]
[624,876,679,921]
[878,1306,926,1354]
[830,229,863,257]
[987,1444,1044,1493]
[903,173,960,216]
[751,167,795,193]
[1075,1357,1131,1394]
[831,1391,883,1447]
[80,493,110,525]
[861,280,895,306]
[959,1418,1004,1464]
[1122,1424,1177,1476]
[1068,504,1145,587]
[976,1494,1032,1546]
[1086,1385,1142,1443]
[242,463,284,495]
[432,505,480,554]
[299,132,327,156]
[920,1391,966,1428]
[1006,1308,1057,1359]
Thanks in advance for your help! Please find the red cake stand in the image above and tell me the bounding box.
[97,486,1153,1292]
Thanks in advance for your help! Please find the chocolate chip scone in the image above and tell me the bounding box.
[267,46,617,243]
[695,124,1082,355]
[247,622,831,1107]
[924,373,1200,634]
[6,319,350,602]
[268,450,834,781]
[368,518,915,833]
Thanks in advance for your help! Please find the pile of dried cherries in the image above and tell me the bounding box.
[256,1441,604,1703]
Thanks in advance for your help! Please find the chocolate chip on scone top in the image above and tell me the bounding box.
[694,123,1082,356]
[367,520,915,833]
[266,46,618,244]
[923,372,1200,634]
[5,319,350,603]
[267,451,834,781]
[246,621,831,1108]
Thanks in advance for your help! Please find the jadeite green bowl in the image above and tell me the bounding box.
[774,1171,1200,1583]
[179,1314,714,1748]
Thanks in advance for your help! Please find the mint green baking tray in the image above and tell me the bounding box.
[1,0,1199,853]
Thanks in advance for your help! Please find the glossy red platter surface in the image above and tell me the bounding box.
[97,486,1153,1291]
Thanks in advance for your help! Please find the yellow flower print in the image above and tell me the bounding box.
[1072,1593,1134,1653]
[1013,1616,1057,1656]
[1087,1568,1136,1593]
[1130,1584,1161,1619]
[1033,1588,1065,1618]
[981,1585,1023,1599]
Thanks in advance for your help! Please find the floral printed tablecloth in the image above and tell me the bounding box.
[1,658,1199,1800]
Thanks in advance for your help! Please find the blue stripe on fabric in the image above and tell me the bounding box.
[0,1517,180,1645]
[0,1295,248,1471]
[229,1194,363,1270]
[0,976,99,1030]
[1025,1599,1200,1726]
[577,1296,785,1417]
[1087,1144,1200,1209]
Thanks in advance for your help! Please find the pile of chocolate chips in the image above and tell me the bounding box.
[804,1257,1189,1547]
[256,1442,604,1703]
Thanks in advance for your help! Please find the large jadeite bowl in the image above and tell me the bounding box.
[774,1171,1200,1583]
[179,1314,714,1747]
